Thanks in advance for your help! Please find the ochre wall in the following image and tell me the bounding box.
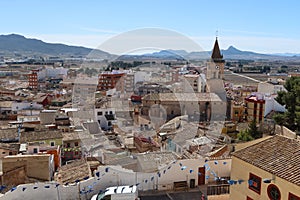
[230,156,300,200]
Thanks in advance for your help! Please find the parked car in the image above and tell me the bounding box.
[91,185,138,200]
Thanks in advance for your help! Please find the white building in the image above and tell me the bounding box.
[264,94,286,117]
[37,67,68,80]
[94,108,116,130]
[258,82,287,95]
[12,102,42,112]
[124,72,135,94]
[134,71,151,84]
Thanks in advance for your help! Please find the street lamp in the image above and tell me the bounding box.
[263,178,275,184]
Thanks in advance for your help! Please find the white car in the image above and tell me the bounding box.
[91,185,138,200]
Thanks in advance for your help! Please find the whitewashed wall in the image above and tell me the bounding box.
[0,158,231,200]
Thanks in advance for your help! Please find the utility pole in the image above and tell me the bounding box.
[30,102,33,116]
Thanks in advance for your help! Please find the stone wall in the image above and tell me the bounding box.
[274,125,297,139]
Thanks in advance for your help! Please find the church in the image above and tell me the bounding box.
[140,38,227,123]
[207,37,225,80]
[206,37,227,103]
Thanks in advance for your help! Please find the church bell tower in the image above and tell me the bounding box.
[206,37,225,80]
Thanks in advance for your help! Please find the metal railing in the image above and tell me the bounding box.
[207,184,230,195]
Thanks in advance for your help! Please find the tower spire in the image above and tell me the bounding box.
[211,36,223,61]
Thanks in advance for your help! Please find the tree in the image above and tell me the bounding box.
[275,77,300,131]
[248,119,262,139]
[273,113,287,135]
[226,62,231,67]
[237,129,254,141]
[237,119,262,141]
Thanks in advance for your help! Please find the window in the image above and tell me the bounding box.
[267,184,281,200]
[67,143,71,148]
[248,173,261,194]
[33,148,38,154]
[109,111,113,115]
[289,193,300,200]
[50,141,55,146]
[97,111,103,116]
[75,142,79,146]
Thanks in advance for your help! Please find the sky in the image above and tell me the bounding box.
[1,0,300,53]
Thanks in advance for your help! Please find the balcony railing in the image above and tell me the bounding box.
[207,184,230,196]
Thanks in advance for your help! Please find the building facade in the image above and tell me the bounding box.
[27,70,39,90]
[230,135,300,200]
[183,74,206,93]
[141,92,226,122]
[97,71,125,92]
[244,93,265,123]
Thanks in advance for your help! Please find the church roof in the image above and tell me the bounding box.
[142,92,222,102]
[211,38,223,61]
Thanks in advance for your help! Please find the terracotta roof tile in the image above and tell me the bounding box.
[233,135,300,186]
[142,93,222,102]
[55,159,91,184]
[20,130,63,143]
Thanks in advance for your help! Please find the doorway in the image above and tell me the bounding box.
[198,167,205,185]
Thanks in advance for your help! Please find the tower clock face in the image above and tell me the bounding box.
[215,65,220,70]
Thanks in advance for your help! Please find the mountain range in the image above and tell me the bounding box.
[0,34,299,61]
[0,34,112,59]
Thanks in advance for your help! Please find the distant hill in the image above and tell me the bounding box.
[133,46,290,61]
[130,45,300,61]
[221,46,274,60]
[0,34,112,59]
[0,34,299,61]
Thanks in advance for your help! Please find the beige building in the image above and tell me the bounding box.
[0,143,19,158]
[230,101,244,122]
[141,92,226,122]
[230,135,300,200]
[183,74,206,93]
[258,82,287,95]
[0,154,55,190]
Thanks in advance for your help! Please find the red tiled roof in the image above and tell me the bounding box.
[233,135,300,186]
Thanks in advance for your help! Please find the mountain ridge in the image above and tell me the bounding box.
[0,34,298,60]
[0,34,112,59]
